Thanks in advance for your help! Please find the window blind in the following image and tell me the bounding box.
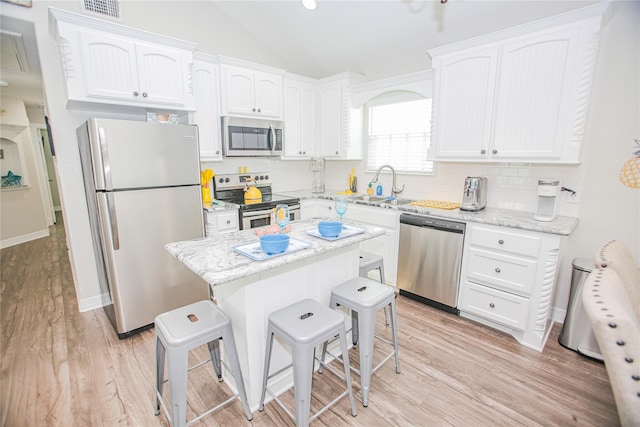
[365,96,433,174]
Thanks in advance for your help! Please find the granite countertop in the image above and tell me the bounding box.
[277,189,578,236]
[203,200,239,212]
[166,218,385,286]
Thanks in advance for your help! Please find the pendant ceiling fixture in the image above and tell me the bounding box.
[302,0,317,10]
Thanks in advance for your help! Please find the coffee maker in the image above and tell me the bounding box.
[460,177,488,211]
[533,179,560,221]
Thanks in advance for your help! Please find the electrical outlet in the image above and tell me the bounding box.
[565,189,580,204]
[0,149,3,159]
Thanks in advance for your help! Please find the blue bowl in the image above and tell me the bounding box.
[260,234,290,255]
[318,221,343,237]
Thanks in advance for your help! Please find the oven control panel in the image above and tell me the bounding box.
[215,172,272,190]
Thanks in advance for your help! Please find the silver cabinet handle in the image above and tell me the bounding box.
[495,267,501,273]
[216,150,220,154]
[257,108,261,112]
[481,149,486,155]
[133,91,139,96]
[226,219,231,224]
[142,92,148,98]
[252,108,256,112]
[489,303,495,308]
[492,149,497,154]
[335,151,339,155]
[498,239,504,244]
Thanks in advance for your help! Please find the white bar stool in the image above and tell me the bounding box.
[258,298,357,427]
[154,300,252,427]
[320,277,400,407]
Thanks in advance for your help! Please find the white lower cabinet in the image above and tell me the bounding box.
[204,209,239,236]
[458,222,560,351]
[300,199,399,285]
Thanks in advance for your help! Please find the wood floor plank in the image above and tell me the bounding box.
[0,215,620,426]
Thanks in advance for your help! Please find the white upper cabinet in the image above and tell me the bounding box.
[318,73,364,160]
[220,64,283,119]
[49,8,196,111]
[191,54,222,162]
[283,76,317,158]
[431,47,499,159]
[429,5,606,164]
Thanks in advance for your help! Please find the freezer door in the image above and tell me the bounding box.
[96,185,207,335]
[86,118,200,190]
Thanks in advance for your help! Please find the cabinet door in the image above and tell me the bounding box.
[254,71,282,118]
[284,80,316,158]
[318,82,343,158]
[432,47,498,159]
[222,66,256,116]
[283,81,302,157]
[135,42,185,106]
[300,83,317,156]
[79,30,140,101]
[491,27,580,160]
[192,61,222,161]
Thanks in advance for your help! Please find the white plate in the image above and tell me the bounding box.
[306,224,366,241]
[233,237,311,261]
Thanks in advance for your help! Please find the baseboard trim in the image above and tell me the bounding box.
[78,293,109,313]
[552,307,567,324]
[0,229,50,249]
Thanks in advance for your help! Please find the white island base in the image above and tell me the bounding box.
[215,245,360,410]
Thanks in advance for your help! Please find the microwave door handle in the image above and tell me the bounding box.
[269,125,274,154]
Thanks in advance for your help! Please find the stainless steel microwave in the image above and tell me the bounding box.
[221,116,284,157]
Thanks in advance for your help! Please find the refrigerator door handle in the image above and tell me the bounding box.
[98,126,114,191]
[106,192,120,250]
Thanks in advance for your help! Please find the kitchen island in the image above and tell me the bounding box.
[165,218,385,409]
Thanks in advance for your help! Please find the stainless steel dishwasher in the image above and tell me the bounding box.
[397,213,465,314]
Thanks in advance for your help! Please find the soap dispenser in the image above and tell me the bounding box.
[376,183,383,196]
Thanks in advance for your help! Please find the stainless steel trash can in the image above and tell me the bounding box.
[558,258,603,360]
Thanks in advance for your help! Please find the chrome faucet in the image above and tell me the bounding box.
[372,164,405,197]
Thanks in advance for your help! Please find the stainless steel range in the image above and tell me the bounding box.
[213,172,300,230]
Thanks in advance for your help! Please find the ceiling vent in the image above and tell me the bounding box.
[0,31,29,73]
[82,0,121,20]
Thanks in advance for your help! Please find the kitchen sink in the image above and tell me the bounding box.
[350,195,413,206]
[350,195,387,203]
[377,198,413,206]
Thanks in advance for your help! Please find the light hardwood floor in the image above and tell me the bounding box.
[1,214,619,426]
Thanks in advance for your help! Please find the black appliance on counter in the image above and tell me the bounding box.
[213,172,300,230]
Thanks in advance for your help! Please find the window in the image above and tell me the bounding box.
[365,91,433,174]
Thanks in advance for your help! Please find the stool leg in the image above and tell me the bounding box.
[155,336,166,416]
[258,328,275,412]
[357,308,377,407]
[292,345,315,427]
[338,326,358,417]
[389,299,401,374]
[167,347,189,427]
[221,328,253,421]
[379,267,390,326]
[207,339,223,382]
[351,311,359,345]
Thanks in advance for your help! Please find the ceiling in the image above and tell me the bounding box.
[0,0,601,108]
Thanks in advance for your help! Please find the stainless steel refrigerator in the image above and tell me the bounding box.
[78,118,208,338]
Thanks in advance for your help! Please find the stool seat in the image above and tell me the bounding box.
[359,251,384,276]
[155,300,252,427]
[322,277,400,407]
[259,299,357,427]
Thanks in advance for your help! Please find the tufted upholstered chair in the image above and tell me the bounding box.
[582,241,640,427]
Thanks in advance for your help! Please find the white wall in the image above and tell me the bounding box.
[2,1,637,318]
[0,96,49,248]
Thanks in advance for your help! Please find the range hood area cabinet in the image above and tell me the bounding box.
[48,8,196,111]
[219,61,284,120]
[428,5,607,164]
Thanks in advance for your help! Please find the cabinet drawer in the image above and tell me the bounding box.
[459,281,529,331]
[344,204,399,229]
[466,248,537,296]
[215,211,239,232]
[469,224,541,258]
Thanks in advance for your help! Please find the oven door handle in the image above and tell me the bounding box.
[242,208,274,218]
